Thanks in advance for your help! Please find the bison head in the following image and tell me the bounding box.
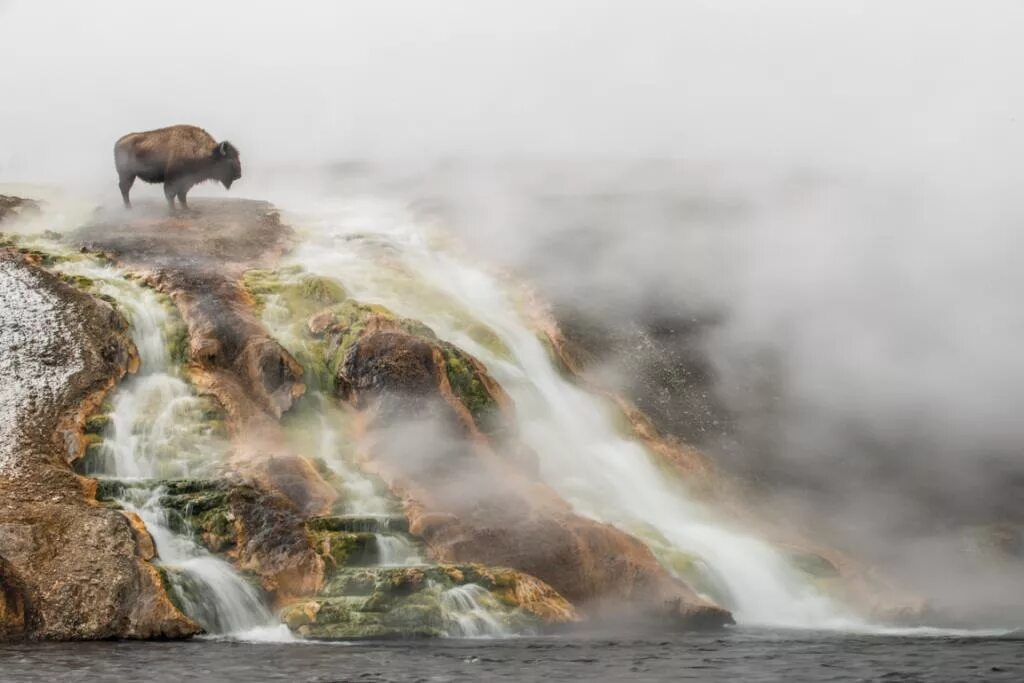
[214,141,242,189]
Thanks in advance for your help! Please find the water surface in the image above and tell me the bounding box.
[1,630,1020,682]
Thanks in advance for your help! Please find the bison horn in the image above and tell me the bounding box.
[218,141,230,157]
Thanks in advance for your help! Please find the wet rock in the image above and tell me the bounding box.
[150,268,307,422]
[318,303,526,462]
[0,555,28,640]
[328,304,732,629]
[228,482,325,600]
[0,254,197,640]
[97,478,325,604]
[307,529,379,572]
[281,564,576,639]
[308,514,411,535]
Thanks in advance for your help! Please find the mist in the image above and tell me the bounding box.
[3,0,1024,625]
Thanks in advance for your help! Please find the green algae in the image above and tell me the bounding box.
[307,529,378,572]
[441,344,503,434]
[243,267,347,320]
[282,564,541,639]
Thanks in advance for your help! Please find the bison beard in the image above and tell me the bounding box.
[113,124,242,212]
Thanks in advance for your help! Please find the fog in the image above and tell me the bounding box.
[3,1,1022,176]
[3,0,1024,624]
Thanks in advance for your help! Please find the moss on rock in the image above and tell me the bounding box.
[441,343,503,433]
[243,267,347,320]
[281,563,575,639]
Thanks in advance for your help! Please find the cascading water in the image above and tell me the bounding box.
[58,262,284,638]
[440,584,510,638]
[376,534,420,567]
[258,292,427,569]
[116,485,273,634]
[283,198,859,629]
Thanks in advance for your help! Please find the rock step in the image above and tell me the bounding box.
[306,526,424,569]
[95,478,229,501]
[281,564,576,640]
[306,514,410,534]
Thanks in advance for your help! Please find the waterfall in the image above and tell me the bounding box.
[60,263,284,638]
[376,533,420,566]
[117,486,273,634]
[440,584,509,638]
[308,401,423,567]
[262,303,429,570]
[287,198,860,629]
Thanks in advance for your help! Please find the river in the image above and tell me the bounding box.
[0,629,1020,682]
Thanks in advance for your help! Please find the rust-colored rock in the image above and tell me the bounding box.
[0,253,198,640]
[227,484,326,601]
[0,555,28,640]
[333,314,732,629]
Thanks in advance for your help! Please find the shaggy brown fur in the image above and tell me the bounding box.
[114,124,242,211]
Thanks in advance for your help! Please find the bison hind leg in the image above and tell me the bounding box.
[118,173,135,209]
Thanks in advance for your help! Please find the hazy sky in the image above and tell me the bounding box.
[1,1,1022,180]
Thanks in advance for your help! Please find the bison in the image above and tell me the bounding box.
[114,124,242,211]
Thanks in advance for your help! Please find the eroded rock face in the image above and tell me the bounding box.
[72,200,335,516]
[325,304,732,629]
[0,253,197,640]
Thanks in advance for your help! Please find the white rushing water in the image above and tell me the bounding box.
[283,197,859,629]
[59,263,285,638]
[376,534,421,567]
[440,584,510,638]
[118,486,275,634]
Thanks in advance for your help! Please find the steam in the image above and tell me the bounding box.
[2,0,1023,626]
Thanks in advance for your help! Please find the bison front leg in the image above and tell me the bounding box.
[164,183,178,213]
[176,188,190,211]
[118,173,135,208]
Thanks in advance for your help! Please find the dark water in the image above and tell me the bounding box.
[1,629,1021,682]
